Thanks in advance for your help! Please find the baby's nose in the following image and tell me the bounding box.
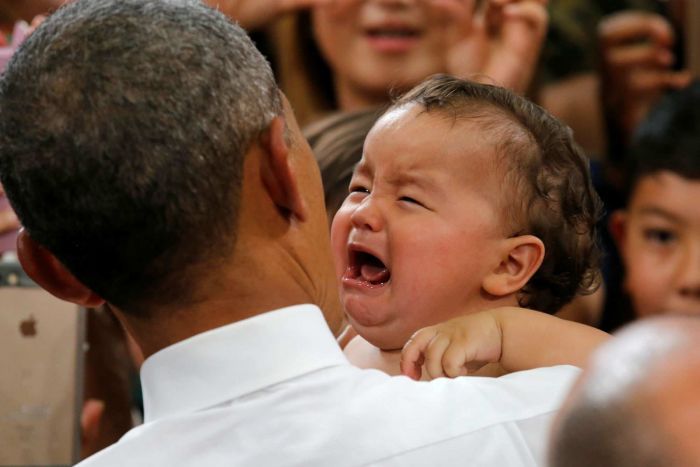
[350,197,384,232]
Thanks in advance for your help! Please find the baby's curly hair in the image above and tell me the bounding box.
[392,75,603,314]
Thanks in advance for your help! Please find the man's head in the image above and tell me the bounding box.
[0,0,280,315]
[550,317,700,467]
[0,0,338,334]
[331,75,602,349]
[611,81,700,318]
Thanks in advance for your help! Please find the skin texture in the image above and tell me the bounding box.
[400,307,608,380]
[611,171,700,318]
[331,104,529,350]
[311,0,547,109]
[550,317,700,467]
[649,355,700,467]
[312,0,453,108]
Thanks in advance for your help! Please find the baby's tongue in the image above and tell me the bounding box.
[360,264,390,284]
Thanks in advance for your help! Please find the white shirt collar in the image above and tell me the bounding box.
[140,304,347,423]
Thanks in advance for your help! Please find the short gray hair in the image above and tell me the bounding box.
[0,0,281,314]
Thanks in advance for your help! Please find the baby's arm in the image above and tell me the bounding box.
[400,307,609,380]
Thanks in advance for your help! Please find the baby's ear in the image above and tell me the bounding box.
[482,235,545,297]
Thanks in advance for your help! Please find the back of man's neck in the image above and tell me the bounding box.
[115,249,340,359]
[120,292,320,359]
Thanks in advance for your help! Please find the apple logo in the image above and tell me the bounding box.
[19,315,37,337]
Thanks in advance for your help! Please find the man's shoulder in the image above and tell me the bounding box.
[339,365,580,465]
[76,365,580,466]
[351,364,581,422]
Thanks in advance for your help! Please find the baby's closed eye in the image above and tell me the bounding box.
[349,184,370,194]
[399,196,421,205]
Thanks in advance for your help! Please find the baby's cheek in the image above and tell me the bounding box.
[330,217,350,277]
[398,303,434,336]
[398,285,452,331]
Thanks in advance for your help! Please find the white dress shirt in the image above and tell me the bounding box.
[78,304,579,466]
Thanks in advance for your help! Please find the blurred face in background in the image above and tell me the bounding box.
[312,0,460,109]
[612,171,700,318]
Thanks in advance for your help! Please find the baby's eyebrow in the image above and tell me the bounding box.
[385,170,437,191]
[352,161,371,178]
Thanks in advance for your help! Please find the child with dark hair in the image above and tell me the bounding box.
[604,81,700,330]
[331,75,605,377]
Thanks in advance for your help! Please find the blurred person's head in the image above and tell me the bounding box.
[279,0,546,128]
[550,316,700,467]
[330,75,602,349]
[0,0,341,354]
[279,1,476,126]
[311,1,460,110]
[611,81,700,319]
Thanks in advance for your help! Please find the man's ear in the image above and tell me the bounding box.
[17,230,105,307]
[482,235,545,297]
[259,116,307,222]
[609,210,627,256]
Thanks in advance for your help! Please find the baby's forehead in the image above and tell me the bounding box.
[373,103,493,134]
[365,104,515,177]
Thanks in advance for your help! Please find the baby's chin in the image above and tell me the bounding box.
[341,291,427,349]
[345,310,414,351]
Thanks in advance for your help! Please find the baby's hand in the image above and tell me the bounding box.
[400,311,503,380]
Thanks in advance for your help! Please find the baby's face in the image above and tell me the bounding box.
[614,171,700,318]
[331,105,508,349]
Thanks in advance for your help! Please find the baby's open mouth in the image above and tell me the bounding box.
[347,250,391,286]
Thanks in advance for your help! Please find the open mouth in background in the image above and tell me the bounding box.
[364,26,421,53]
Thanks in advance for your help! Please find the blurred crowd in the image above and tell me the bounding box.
[2,0,700,465]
